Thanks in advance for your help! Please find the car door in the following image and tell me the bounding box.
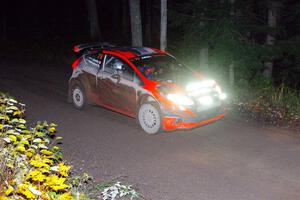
[96,54,138,117]
[81,53,103,102]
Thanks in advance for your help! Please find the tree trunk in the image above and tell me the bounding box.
[86,0,101,40]
[145,0,152,46]
[122,0,130,45]
[229,0,235,86]
[129,0,143,46]
[263,1,277,78]
[160,0,167,50]
[199,48,209,70]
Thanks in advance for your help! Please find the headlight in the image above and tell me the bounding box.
[198,96,213,105]
[186,80,216,91]
[219,93,227,100]
[167,94,194,106]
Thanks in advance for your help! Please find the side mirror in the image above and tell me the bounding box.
[113,62,125,71]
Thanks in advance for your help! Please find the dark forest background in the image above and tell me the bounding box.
[1,0,300,117]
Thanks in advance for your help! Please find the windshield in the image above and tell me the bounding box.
[131,55,192,82]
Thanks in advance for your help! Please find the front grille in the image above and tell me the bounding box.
[186,105,223,123]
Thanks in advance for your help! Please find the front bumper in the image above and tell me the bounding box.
[161,105,226,131]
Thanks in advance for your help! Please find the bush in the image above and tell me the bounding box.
[0,93,140,200]
[235,80,300,127]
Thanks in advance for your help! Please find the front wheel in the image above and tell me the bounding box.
[138,103,161,134]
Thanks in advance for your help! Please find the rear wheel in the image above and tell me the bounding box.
[72,85,86,109]
[138,103,161,134]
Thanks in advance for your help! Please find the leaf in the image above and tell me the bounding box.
[13,110,22,116]
[44,175,69,191]
[8,135,17,142]
[33,138,42,143]
[58,162,71,177]
[16,145,26,153]
[6,129,20,135]
[8,98,17,104]
[27,148,36,153]
[35,131,45,137]
[11,118,19,124]
[17,184,37,199]
[58,192,72,200]
[38,144,48,149]
[20,139,29,146]
[5,185,14,196]
[28,186,42,196]
[18,124,26,129]
[40,149,53,156]
[27,170,47,182]
[48,127,56,133]
[26,151,33,158]
[2,137,12,143]
[52,146,60,151]
[7,105,19,111]
[50,123,57,127]
[19,119,26,124]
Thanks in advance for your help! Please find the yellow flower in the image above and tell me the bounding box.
[58,192,72,200]
[48,127,56,133]
[13,110,21,116]
[29,155,50,170]
[26,151,33,158]
[26,170,46,182]
[5,185,14,196]
[17,184,36,199]
[58,162,71,177]
[44,175,69,191]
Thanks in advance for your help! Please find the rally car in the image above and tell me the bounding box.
[68,42,227,134]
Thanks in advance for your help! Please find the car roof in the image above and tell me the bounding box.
[102,47,167,59]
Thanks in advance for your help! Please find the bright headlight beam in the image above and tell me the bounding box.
[186,80,216,91]
[167,94,194,106]
[198,96,213,105]
[219,93,227,100]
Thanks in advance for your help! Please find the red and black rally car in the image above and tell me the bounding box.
[68,42,227,134]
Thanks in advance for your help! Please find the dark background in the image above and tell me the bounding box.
[1,0,300,89]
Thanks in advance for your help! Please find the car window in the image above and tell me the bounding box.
[104,55,134,81]
[86,53,103,68]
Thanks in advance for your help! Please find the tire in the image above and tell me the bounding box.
[71,85,86,109]
[138,102,161,134]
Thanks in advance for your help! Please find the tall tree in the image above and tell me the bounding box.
[160,0,168,50]
[263,1,278,77]
[86,0,101,40]
[229,0,235,86]
[129,0,143,46]
[145,0,152,46]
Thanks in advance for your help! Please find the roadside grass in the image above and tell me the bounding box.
[235,80,300,128]
[0,92,141,200]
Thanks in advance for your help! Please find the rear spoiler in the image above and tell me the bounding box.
[73,42,115,56]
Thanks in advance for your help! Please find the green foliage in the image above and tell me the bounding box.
[235,79,300,126]
[0,92,142,200]
[168,0,300,88]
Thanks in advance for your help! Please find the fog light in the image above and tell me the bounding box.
[219,93,227,100]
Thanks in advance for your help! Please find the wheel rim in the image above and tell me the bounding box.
[139,104,160,134]
[72,88,83,107]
